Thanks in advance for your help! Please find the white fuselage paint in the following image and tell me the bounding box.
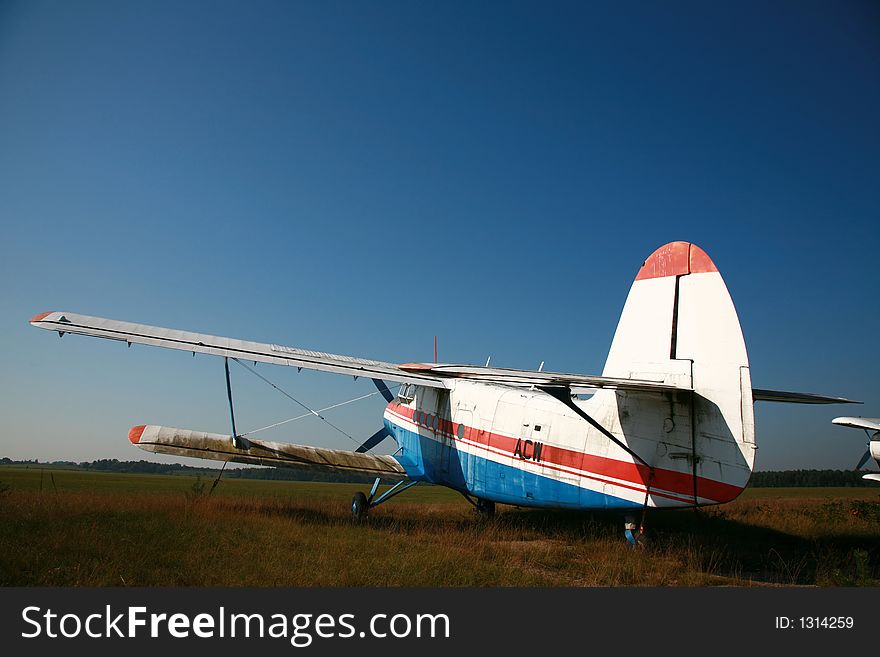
[384,376,753,509]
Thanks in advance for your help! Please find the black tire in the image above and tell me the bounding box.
[351,491,369,520]
[475,498,496,520]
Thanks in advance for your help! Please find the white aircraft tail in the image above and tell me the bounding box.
[602,241,755,495]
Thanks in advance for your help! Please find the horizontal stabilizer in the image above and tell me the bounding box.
[752,389,861,404]
[128,425,407,480]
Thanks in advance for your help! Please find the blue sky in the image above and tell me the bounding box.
[1,0,877,470]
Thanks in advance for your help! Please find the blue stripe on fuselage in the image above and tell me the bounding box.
[385,418,641,510]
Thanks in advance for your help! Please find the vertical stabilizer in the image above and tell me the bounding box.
[602,241,755,498]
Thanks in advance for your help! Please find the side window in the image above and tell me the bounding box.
[397,383,415,404]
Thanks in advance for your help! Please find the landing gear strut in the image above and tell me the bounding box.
[457,492,497,520]
[624,484,653,547]
[475,498,495,520]
[350,478,419,520]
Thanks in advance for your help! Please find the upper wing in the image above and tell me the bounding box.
[29,311,446,388]
[29,311,863,402]
[130,425,407,480]
[397,362,691,394]
[753,389,861,404]
[403,364,862,402]
[28,311,691,395]
[832,417,880,431]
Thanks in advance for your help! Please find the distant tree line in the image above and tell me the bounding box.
[0,457,379,484]
[749,469,878,488]
[2,457,877,487]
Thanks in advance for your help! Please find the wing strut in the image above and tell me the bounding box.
[355,427,390,454]
[224,357,246,449]
[371,378,395,403]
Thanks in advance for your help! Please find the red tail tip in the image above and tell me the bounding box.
[129,425,147,444]
[635,242,718,281]
[30,311,53,323]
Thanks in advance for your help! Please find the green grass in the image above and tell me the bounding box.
[1,467,878,587]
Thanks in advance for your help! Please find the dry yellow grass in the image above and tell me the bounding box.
[1,468,878,586]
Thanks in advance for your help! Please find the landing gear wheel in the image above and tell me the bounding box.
[475,498,496,520]
[624,515,638,547]
[351,491,369,520]
[624,515,650,549]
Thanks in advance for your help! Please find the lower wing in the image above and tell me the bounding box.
[129,425,407,480]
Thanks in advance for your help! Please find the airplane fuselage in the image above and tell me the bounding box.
[383,379,753,510]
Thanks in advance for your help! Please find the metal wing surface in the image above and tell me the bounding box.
[832,417,880,431]
[130,425,407,480]
[402,364,861,402]
[29,312,861,402]
[30,311,446,388]
[397,362,692,394]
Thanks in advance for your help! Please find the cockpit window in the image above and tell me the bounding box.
[397,383,415,403]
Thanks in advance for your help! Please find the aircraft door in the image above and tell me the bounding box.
[451,406,476,491]
[518,416,549,504]
[488,393,526,500]
[523,402,582,506]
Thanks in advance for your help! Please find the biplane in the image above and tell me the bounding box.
[30,241,858,542]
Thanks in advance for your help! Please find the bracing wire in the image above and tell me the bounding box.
[241,385,399,437]
[230,358,388,450]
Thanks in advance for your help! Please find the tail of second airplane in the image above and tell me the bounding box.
[602,241,756,499]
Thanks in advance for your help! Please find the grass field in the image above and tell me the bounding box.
[1,466,878,586]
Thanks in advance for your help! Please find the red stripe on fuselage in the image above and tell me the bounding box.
[386,405,696,504]
[385,406,700,504]
[385,401,742,504]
